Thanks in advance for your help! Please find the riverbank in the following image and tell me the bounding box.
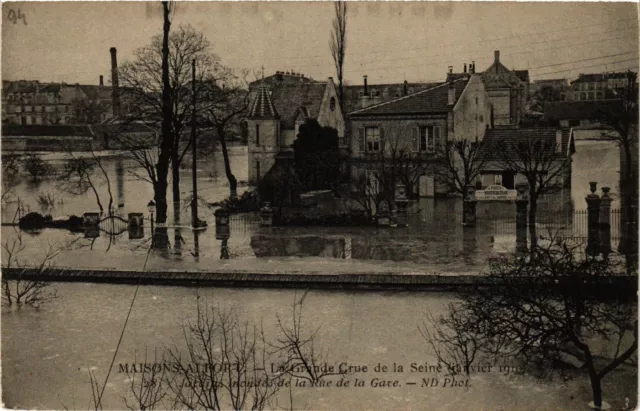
[4,267,637,294]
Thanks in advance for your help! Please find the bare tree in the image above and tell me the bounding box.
[69,98,110,125]
[493,137,571,248]
[530,84,564,113]
[121,349,176,411]
[200,72,252,200]
[1,231,59,307]
[156,0,174,224]
[419,305,484,377]
[427,238,637,409]
[1,154,25,219]
[164,300,284,410]
[433,139,487,196]
[22,153,52,180]
[119,23,231,221]
[329,1,347,111]
[57,149,115,215]
[271,293,345,385]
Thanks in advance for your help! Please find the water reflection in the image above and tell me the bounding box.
[462,227,478,265]
[251,235,345,258]
[116,157,125,209]
[1,146,249,224]
[193,229,201,260]
[128,225,144,240]
[174,227,185,256]
[216,222,231,260]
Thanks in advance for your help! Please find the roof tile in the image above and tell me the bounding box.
[349,79,468,116]
[481,127,572,161]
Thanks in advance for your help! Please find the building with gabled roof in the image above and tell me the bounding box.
[481,50,530,126]
[342,79,443,114]
[478,127,574,190]
[347,74,491,197]
[246,77,344,183]
[248,71,317,89]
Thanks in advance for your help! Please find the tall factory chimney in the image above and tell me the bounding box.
[110,47,121,118]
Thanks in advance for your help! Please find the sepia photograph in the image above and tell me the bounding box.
[1,1,638,410]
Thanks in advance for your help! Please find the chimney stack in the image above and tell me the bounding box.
[494,50,500,63]
[464,63,467,73]
[448,65,453,74]
[448,80,455,105]
[99,75,104,87]
[110,47,121,118]
[363,75,368,96]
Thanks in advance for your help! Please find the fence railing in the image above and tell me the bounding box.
[451,209,623,240]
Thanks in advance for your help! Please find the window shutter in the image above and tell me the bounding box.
[379,126,385,151]
[411,127,419,152]
[358,127,365,152]
[426,126,434,151]
[434,126,442,148]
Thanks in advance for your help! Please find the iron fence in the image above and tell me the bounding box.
[455,208,623,241]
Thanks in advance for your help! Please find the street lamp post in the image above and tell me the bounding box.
[147,200,156,234]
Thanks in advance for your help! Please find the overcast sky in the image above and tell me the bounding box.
[2,1,638,87]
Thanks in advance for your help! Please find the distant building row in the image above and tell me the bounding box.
[529,71,635,103]
[2,48,125,126]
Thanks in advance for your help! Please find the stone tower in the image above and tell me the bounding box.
[247,85,280,184]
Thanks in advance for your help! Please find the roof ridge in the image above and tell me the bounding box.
[348,78,466,115]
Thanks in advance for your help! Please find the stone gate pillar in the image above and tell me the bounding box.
[586,182,601,257]
[599,187,612,257]
[463,184,477,227]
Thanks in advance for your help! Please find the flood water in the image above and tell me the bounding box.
[1,140,635,410]
[1,145,250,224]
[0,139,624,270]
[2,283,634,410]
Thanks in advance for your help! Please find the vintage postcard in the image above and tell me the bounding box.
[1,1,638,410]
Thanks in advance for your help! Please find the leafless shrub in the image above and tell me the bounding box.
[37,192,59,210]
[426,238,637,409]
[57,150,114,215]
[1,232,59,307]
[164,299,284,410]
[419,304,485,377]
[22,153,53,180]
[121,349,176,411]
[271,293,345,384]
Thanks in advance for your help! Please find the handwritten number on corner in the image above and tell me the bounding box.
[7,8,27,26]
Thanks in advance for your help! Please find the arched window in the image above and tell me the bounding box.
[330,97,336,111]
